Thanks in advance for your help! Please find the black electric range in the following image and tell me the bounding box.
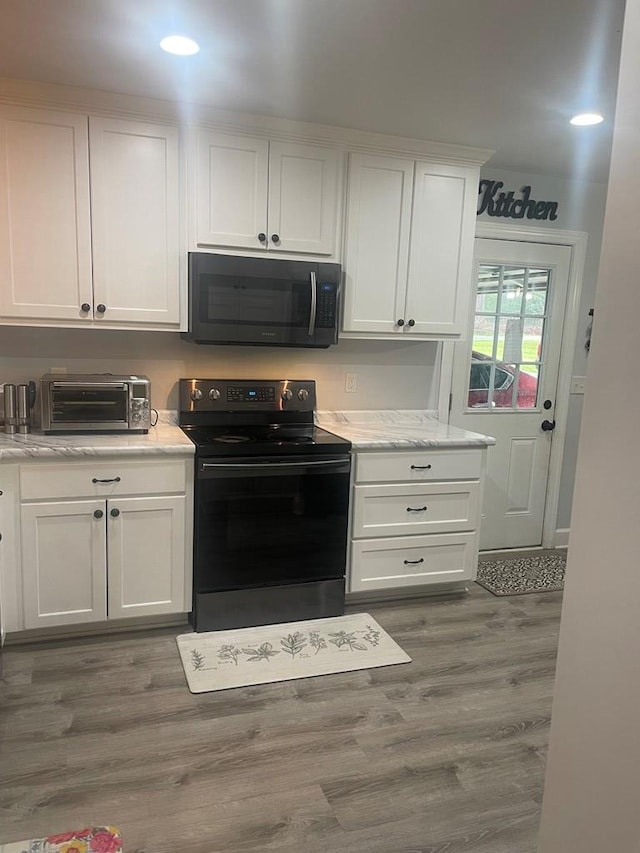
[179,379,351,632]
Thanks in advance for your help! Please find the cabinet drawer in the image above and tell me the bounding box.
[20,459,187,501]
[352,481,479,539]
[355,449,482,483]
[350,532,476,593]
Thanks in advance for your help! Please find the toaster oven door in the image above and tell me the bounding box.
[47,382,129,430]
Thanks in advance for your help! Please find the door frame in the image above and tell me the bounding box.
[438,221,588,550]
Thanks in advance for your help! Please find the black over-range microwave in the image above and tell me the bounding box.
[184,253,341,348]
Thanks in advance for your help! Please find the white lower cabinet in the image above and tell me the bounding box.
[19,457,192,630]
[348,448,484,594]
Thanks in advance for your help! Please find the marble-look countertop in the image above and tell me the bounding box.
[0,412,194,460]
[316,410,495,449]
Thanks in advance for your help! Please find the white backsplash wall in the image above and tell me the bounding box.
[0,326,441,417]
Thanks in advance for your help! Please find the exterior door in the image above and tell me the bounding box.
[450,238,571,550]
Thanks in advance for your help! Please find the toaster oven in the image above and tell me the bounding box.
[40,374,151,433]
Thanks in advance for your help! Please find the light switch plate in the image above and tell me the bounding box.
[570,376,586,394]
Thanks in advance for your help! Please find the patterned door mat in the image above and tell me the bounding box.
[176,613,411,693]
[476,552,566,596]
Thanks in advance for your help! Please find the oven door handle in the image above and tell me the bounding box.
[201,458,348,470]
[308,270,317,336]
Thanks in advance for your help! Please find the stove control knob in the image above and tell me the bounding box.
[209,388,221,401]
[297,388,310,401]
[281,389,293,401]
[190,388,203,402]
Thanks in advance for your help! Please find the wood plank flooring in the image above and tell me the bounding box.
[0,583,562,853]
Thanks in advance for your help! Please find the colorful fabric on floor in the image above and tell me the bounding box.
[0,826,122,853]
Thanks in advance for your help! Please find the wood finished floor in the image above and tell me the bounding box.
[0,583,562,853]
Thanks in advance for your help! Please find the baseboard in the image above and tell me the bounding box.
[554,528,570,548]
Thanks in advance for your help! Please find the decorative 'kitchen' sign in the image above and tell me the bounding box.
[477,180,559,221]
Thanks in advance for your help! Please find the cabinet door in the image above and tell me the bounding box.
[21,500,107,628]
[196,130,268,250]
[342,153,413,334]
[90,117,181,326]
[404,161,478,337]
[107,495,186,619]
[0,107,93,321]
[267,141,339,255]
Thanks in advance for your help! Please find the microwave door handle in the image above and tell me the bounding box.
[308,271,317,336]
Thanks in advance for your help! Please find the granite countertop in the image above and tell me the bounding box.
[0,413,194,460]
[316,410,495,449]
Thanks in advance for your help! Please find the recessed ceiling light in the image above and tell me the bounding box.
[160,35,200,56]
[570,113,604,126]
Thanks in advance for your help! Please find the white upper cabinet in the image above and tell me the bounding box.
[342,154,414,335]
[196,131,269,250]
[195,130,340,256]
[89,118,181,327]
[342,152,479,340]
[405,161,478,336]
[0,106,182,329]
[0,107,93,321]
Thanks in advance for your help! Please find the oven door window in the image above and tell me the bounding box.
[200,274,311,328]
[195,459,350,591]
[51,386,128,424]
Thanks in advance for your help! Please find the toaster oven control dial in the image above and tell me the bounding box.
[297,389,309,401]
[190,388,203,402]
[281,389,293,401]
[209,388,221,401]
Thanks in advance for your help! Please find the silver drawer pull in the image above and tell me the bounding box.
[410,464,432,470]
[406,506,427,513]
[403,558,424,565]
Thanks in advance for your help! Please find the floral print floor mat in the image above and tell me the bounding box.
[176,613,411,693]
[0,826,122,853]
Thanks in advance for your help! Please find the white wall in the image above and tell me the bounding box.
[477,167,608,531]
[0,327,440,419]
[537,0,640,848]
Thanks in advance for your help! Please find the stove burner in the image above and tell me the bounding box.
[215,434,254,444]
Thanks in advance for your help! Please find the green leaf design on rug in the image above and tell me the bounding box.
[309,631,327,655]
[241,642,280,662]
[362,625,381,646]
[328,630,368,651]
[280,631,308,658]
[191,649,205,670]
[218,644,241,665]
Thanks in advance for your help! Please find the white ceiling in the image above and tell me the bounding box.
[0,0,626,181]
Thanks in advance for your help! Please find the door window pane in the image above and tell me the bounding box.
[466,262,550,411]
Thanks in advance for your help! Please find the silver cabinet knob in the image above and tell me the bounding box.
[282,389,293,401]
[190,388,203,401]
[209,388,221,400]
[297,388,309,401]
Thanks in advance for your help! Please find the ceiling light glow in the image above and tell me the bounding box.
[160,35,200,56]
[570,112,604,126]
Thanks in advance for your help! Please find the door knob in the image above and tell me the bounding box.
[541,419,556,432]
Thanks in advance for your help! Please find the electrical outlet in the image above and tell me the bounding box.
[345,372,358,393]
